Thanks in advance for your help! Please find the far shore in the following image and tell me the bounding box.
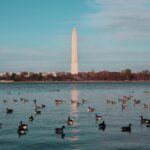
[0,80,150,83]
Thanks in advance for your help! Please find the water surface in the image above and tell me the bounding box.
[0,82,150,150]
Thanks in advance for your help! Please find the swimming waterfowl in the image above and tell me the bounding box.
[144,103,150,108]
[18,125,26,135]
[99,121,106,130]
[24,99,29,103]
[95,114,102,120]
[88,107,95,112]
[121,104,128,110]
[0,123,2,128]
[17,122,27,136]
[111,101,117,105]
[133,99,141,104]
[121,124,132,132]
[13,98,18,102]
[34,109,41,114]
[140,116,150,124]
[6,108,13,114]
[67,117,74,125]
[35,104,45,109]
[42,104,46,108]
[20,97,24,101]
[20,121,28,130]
[29,115,34,121]
[55,99,63,105]
[55,126,65,134]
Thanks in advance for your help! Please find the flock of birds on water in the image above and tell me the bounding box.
[0,89,150,139]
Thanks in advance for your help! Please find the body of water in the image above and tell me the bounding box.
[0,82,150,150]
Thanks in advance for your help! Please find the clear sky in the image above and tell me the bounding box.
[0,0,150,73]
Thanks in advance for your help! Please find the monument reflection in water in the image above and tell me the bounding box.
[68,88,80,142]
[70,88,79,113]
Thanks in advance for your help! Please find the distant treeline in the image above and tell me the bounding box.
[0,69,150,81]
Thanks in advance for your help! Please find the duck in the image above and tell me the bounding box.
[0,123,2,128]
[95,114,102,120]
[29,115,34,121]
[6,108,13,114]
[121,124,132,132]
[67,117,74,125]
[140,116,150,124]
[55,126,65,134]
[99,121,106,130]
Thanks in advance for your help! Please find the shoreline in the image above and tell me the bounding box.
[0,80,150,83]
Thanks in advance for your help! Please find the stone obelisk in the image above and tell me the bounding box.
[71,27,78,74]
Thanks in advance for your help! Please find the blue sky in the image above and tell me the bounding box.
[0,0,150,72]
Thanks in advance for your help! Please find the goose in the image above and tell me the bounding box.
[140,116,150,124]
[95,114,102,120]
[13,99,17,102]
[55,126,65,134]
[99,121,106,130]
[17,125,26,135]
[29,115,34,121]
[20,97,24,101]
[55,99,63,105]
[35,104,46,109]
[88,107,95,112]
[41,104,46,108]
[121,104,128,110]
[20,121,28,130]
[134,99,141,104]
[24,99,29,103]
[6,108,13,114]
[121,124,132,132]
[34,109,41,114]
[144,103,150,108]
[67,117,74,125]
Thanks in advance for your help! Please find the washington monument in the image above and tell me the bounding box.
[71,27,78,74]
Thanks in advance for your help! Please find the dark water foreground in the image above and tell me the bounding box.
[0,82,150,150]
